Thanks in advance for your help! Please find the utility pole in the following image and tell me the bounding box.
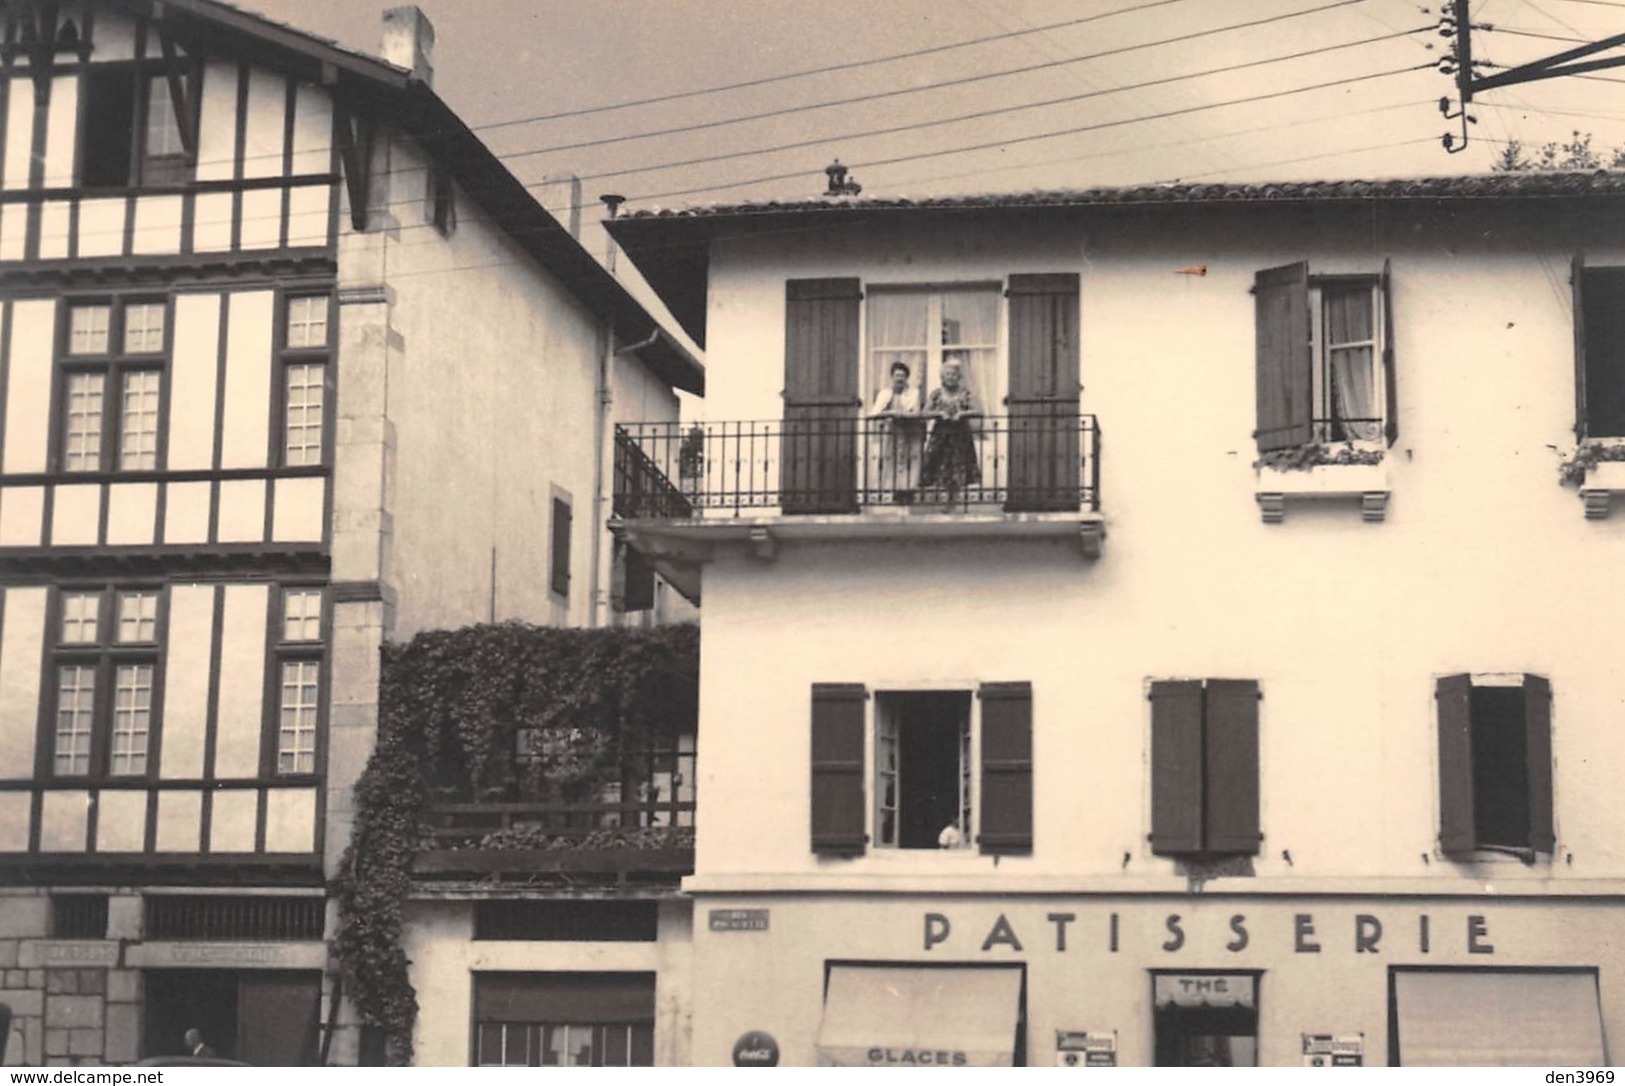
[1438,0,1625,153]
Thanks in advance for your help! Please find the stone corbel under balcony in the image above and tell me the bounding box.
[1579,459,1625,520]
[1254,460,1390,524]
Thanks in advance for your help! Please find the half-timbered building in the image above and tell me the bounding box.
[0,0,700,1066]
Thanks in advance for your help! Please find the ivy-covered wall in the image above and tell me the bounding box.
[332,622,699,1064]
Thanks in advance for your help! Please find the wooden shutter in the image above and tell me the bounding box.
[1574,253,1588,439]
[1254,262,1313,452]
[782,279,861,514]
[1580,265,1625,438]
[978,681,1033,855]
[610,538,655,613]
[1523,674,1555,854]
[1149,680,1204,855]
[1436,673,1477,856]
[810,683,868,855]
[1203,679,1261,854]
[1382,258,1399,446]
[1007,274,1082,512]
[550,496,572,597]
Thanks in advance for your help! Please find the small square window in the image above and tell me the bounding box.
[69,306,111,355]
[116,591,158,644]
[123,302,166,353]
[61,592,101,644]
[286,297,329,350]
[282,590,322,642]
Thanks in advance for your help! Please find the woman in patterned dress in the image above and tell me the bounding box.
[921,356,982,495]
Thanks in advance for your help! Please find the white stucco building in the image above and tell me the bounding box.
[607,171,1625,1067]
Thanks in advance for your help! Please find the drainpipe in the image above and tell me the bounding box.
[592,328,663,628]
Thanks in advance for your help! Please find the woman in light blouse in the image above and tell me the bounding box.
[870,360,923,501]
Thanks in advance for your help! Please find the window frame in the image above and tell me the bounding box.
[76,59,199,189]
[1435,672,1554,860]
[869,689,977,852]
[265,584,328,778]
[274,292,335,469]
[42,585,166,783]
[54,296,171,475]
[1308,274,1387,445]
[863,282,1004,419]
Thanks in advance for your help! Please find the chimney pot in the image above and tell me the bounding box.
[382,6,435,86]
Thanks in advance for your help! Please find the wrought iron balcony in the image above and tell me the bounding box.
[413,796,695,881]
[614,411,1100,519]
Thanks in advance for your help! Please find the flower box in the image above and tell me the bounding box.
[1254,459,1389,523]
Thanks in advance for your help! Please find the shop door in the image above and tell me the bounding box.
[143,970,239,1060]
[1152,972,1258,1067]
[237,972,322,1067]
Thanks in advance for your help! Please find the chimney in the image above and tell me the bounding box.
[542,174,584,240]
[381,6,435,86]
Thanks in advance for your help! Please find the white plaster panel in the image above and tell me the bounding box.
[264,789,317,853]
[208,789,258,852]
[220,291,274,467]
[50,483,100,546]
[162,481,211,544]
[0,204,23,260]
[291,84,331,175]
[131,195,184,255]
[192,191,233,252]
[76,198,125,258]
[0,793,29,850]
[0,486,44,546]
[239,186,283,251]
[195,60,240,183]
[166,294,221,469]
[39,791,90,852]
[286,183,331,248]
[242,68,287,180]
[90,9,137,60]
[216,479,265,542]
[38,200,70,259]
[43,76,78,188]
[155,791,202,852]
[105,482,158,545]
[158,584,215,780]
[212,584,268,778]
[272,477,325,542]
[0,587,46,779]
[3,77,33,190]
[3,299,56,474]
[95,791,147,853]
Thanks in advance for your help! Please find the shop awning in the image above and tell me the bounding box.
[816,966,1023,1067]
[1155,974,1256,1009]
[1393,970,1606,1066]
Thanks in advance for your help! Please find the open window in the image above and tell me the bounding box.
[810,682,1031,857]
[1254,262,1396,452]
[1572,257,1625,438]
[1436,674,1553,858]
[78,63,196,188]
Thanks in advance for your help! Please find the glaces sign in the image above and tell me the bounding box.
[921,911,1497,955]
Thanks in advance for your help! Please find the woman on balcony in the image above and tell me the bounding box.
[922,355,983,498]
[870,360,924,502]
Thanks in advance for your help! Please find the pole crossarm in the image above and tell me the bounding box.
[1468,30,1625,98]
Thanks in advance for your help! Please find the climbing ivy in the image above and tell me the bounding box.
[331,621,699,1065]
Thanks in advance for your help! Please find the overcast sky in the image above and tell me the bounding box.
[238,0,1625,215]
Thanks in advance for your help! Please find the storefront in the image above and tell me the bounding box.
[688,894,1618,1067]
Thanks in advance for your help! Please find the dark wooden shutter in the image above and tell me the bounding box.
[978,681,1033,855]
[550,496,572,597]
[1381,258,1399,446]
[1149,680,1204,855]
[782,279,861,514]
[1574,253,1589,439]
[1436,673,1477,856]
[1006,274,1081,512]
[810,683,867,855]
[610,538,655,613]
[1254,262,1313,452]
[1580,264,1625,438]
[1203,679,1261,854]
[1523,674,1555,854]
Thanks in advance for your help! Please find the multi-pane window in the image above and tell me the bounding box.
[471,974,655,1067]
[475,1023,652,1067]
[274,588,324,775]
[866,287,1000,418]
[51,587,162,780]
[281,296,330,467]
[59,300,167,473]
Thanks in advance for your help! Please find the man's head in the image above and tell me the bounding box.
[184,1028,202,1049]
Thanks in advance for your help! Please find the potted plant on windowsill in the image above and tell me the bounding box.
[1558,439,1625,488]
[1253,442,1387,493]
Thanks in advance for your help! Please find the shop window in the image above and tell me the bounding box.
[1149,679,1261,858]
[472,973,654,1067]
[1254,262,1396,451]
[809,682,1031,857]
[1389,967,1604,1065]
[1153,973,1259,1067]
[51,894,109,938]
[1435,674,1553,857]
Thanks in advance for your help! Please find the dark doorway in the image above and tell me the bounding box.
[142,970,322,1065]
[143,970,238,1061]
[1154,1005,1258,1067]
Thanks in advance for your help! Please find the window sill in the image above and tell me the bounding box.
[1254,459,1389,524]
[1579,458,1625,519]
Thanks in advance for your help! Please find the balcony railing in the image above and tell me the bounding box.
[615,411,1100,518]
[414,797,695,879]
